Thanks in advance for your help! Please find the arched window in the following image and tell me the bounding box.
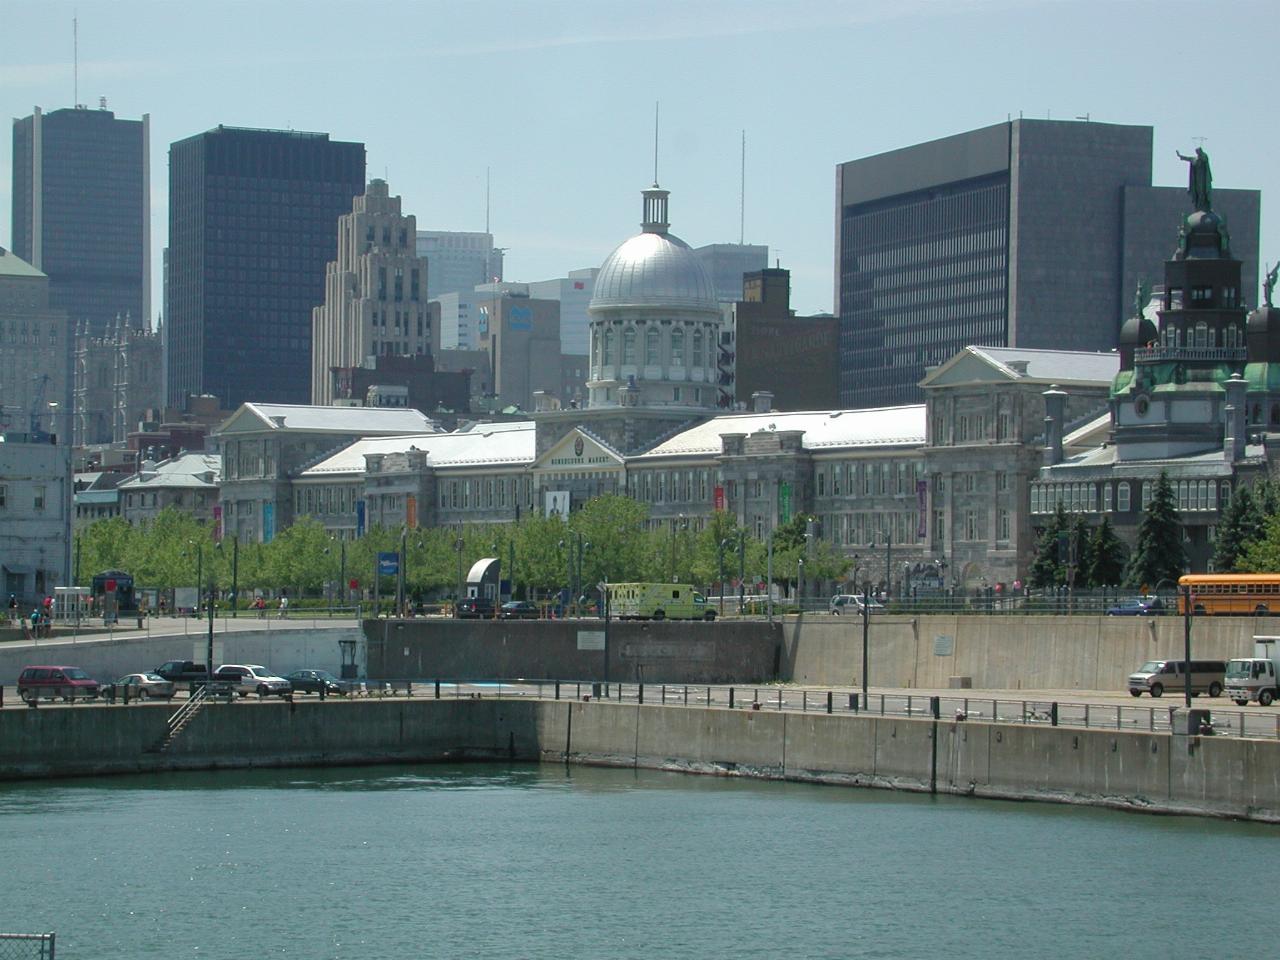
[671,328,684,366]
[592,330,601,366]
[646,328,660,365]
[622,327,636,365]
[1195,322,1209,348]
[692,329,704,368]
[603,328,615,366]
[1117,481,1132,512]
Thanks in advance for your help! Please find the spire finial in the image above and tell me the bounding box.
[653,101,660,187]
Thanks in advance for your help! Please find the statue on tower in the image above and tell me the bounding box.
[1265,262,1279,309]
[1134,278,1151,319]
[1175,147,1213,212]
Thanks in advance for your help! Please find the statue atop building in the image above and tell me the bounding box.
[1175,147,1213,212]
[1265,262,1278,308]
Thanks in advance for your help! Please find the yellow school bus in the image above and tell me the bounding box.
[608,583,716,621]
[1178,574,1280,616]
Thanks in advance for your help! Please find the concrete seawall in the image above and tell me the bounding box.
[366,619,781,683]
[3,698,1276,823]
[782,613,1267,690]
[0,625,362,682]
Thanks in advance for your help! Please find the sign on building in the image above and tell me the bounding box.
[545,490,569,520]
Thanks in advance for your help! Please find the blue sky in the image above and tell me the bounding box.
[2,0,1276,319]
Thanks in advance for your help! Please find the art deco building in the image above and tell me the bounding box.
[311,180,434,404]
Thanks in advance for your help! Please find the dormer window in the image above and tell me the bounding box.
[1191,285,1213,303]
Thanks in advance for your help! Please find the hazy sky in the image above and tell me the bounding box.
[2,0,1277,319]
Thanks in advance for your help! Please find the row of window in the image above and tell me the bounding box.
[594,324,716,370]
[1030,480,1229,515]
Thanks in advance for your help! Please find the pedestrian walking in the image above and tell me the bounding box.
[277,595,289,619]
[255,596,266,618]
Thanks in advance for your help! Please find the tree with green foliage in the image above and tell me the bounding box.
[1237,512,1280,573]
[1124,471,1186,589]
[1086,516,1126,587]
[1212,485,1257,572]
[1029,506,1070,587]
[1068,515,1093,587]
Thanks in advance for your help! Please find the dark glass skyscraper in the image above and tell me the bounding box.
[11,105,149,338]
[835,120,1260,409]
[166,126,365,407]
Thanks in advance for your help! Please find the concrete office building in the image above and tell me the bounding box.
[0,248,68,439]
[415,230,503,301]
[0,434,70,603]
[528,268,598,355]
[482,293,562,412]
[835,119,1260,409]
[729,268,840,411]
[10,105,150,341]
[693,243,768,304]
[311,180,434,404]
[166,125,365,408]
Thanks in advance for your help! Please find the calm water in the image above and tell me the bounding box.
[0,763,1270,959]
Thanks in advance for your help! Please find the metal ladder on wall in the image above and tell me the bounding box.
[151,685,211,753]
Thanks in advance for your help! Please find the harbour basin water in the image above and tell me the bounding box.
[0,763,1269,959]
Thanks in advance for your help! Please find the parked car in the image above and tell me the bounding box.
[457,598,496,619]
[499,600,541,620]
[100,673,176,701]
[153,660,211,684]
[1106,596,1165,616]
[284,669,347,696]
[213,664,292,698]
[17,665,100,702]
[829,594,886,615]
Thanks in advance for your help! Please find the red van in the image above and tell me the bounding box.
[17,665,101,703]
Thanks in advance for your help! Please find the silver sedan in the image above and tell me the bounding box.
[102,673,176,701]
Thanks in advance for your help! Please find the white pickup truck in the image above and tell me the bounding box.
[1226,637,1280,706]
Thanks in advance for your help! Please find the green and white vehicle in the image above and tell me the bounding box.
[1226,637,1280,706]
[608,583,715,621]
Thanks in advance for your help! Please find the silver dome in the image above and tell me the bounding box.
[589,231,718,313]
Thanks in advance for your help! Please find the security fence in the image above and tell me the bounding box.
[0,933,55,960]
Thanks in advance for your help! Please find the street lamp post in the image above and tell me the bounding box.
[798,557,806,610]
[766,529,774,623]
[453,535,465,618]
[718,538,730,616]
[229,534,238,617]
[737,530,746,614]
[861,585,870,708]
[1183,582,1194,709]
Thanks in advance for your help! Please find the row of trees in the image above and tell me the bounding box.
[75,495,854,601]
[1030,472,1280,590]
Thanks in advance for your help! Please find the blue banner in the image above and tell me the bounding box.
[378,552,400,576]
[356,500,366,537]
[263,503,275,544]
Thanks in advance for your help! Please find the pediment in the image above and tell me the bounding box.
[920,350,1013,388]
[535,428,625,470]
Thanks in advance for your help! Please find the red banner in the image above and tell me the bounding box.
[713,485,725,511]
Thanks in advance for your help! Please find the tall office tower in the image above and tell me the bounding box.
[311,180,433,404]
[11,105,149,341]
[166,125,365,408]
[416,230,503,301]
[835,119,1260,408]
[692,243,768,303]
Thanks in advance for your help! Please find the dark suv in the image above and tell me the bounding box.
[457,597,495,619]
[154,660,210,683]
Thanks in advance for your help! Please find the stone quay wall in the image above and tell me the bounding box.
[2,697,1275,823]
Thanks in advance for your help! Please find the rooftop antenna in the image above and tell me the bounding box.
[653,101,660,186]
[73,14,78,107]
[485,166,490,234]
[739,130,746,245]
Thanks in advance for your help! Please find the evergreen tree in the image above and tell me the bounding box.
[1124,471,1186,589]
[1069,515,1093,587]
[1029,506,1070,587]
[1237,512,1280,573]
[1212,485,1254,572]
[1086,516,1126,587]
